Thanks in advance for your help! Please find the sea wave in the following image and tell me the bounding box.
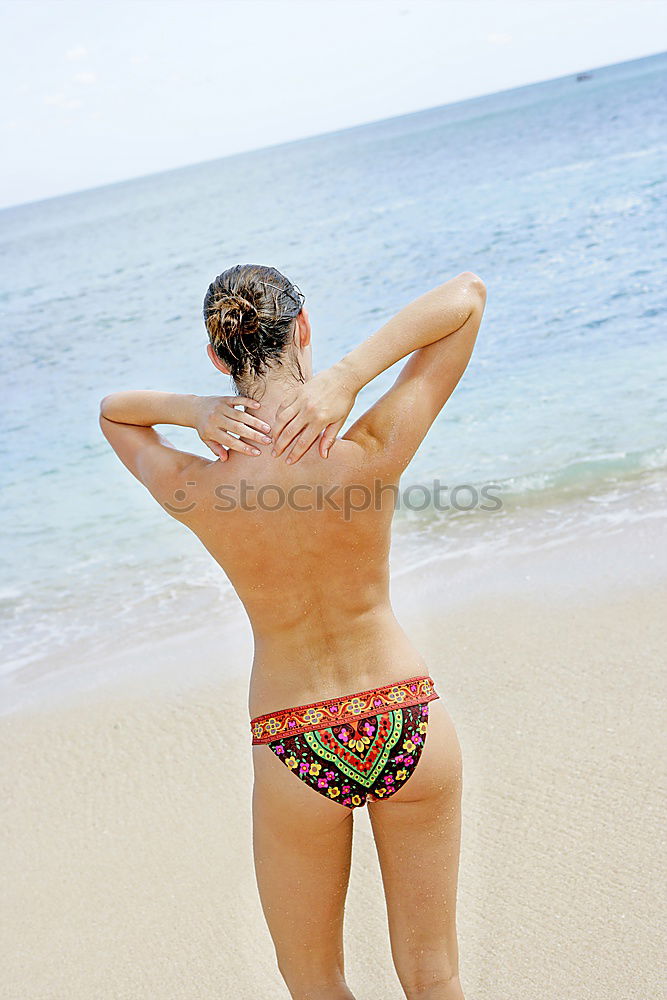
[2,448,665,693]
[392,445,667,527]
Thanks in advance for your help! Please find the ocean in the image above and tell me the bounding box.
[1,51,666,707]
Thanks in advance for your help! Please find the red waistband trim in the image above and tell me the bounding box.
[250,674,439,745]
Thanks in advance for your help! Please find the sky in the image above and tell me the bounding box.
[1,0,666,209]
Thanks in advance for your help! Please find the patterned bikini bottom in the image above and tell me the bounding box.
[250,674,439,809]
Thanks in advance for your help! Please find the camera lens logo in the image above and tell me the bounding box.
[164,481,198,514]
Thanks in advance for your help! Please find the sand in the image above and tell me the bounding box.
[2,520,666,1000]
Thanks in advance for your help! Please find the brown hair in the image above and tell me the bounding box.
[203,264,306,394]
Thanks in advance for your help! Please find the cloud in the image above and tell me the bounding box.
[44,93,84,110]
[486,32,513,46]
[73,71,97,85]
[66,46,88,61]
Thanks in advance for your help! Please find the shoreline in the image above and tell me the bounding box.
[1,518,665,997]
[3,491,665,718]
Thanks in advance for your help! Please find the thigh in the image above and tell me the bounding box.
[251,742,355,984]
[367,697,464,989]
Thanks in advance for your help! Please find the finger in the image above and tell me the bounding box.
[271,404,298,453]
[204,438,222,457]
[285,426,321,465]
[231,411,272,434]
[230,396,261,409]
[272,412,304,457]
[220,431,262,457]
[204,439,228,461]
[320,420,344,458]
[218,404,271,434]
[219,417,272,445]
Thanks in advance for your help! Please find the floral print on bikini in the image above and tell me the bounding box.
[250,675,439,809]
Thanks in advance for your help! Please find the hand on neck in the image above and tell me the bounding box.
[237,366,311,424]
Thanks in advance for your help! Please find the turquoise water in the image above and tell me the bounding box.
[1,51,666,686]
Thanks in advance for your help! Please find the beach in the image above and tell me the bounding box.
[2,512,665,1000]
[2,48,666,1000]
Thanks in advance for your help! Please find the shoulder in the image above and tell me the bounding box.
[100,414,218,520]
[326,432,401,485]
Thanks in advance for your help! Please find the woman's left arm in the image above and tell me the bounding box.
[99,391,272,510]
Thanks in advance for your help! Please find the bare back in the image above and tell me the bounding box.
[177,434,426,716]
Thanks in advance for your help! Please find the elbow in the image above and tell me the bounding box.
[458,272,487,319]
[459,271,487,301]
[99,395,114,427]
[99,394,115,419]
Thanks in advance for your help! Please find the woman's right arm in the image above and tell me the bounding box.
[271,271,486,465]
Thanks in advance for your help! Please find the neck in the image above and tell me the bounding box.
[239,369,311,422]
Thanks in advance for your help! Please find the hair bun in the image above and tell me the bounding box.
[203,264,305,388]
[215,291,261,346]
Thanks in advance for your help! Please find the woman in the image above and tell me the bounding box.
[99,263,486,1000]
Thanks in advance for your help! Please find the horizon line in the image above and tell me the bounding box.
[3,46,665,214]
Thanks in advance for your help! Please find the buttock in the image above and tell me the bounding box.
[249,674,439,809]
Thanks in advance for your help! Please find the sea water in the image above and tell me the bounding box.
[1,51,666,701]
